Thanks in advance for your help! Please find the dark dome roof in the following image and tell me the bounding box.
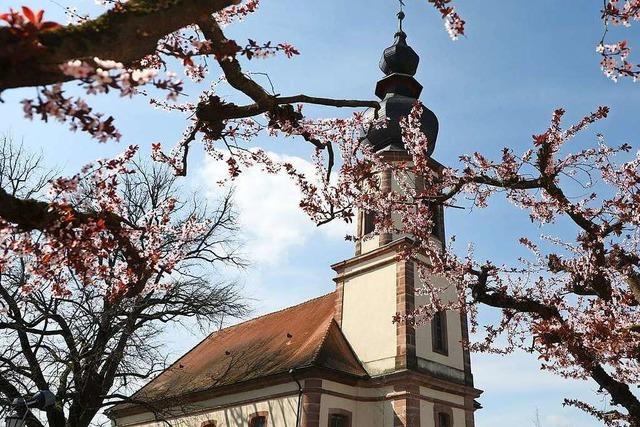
[379,31,419,76]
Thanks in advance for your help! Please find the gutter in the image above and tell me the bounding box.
[289,368,303,427]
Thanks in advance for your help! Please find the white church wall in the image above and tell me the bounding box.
[341,251,395,276]
[113,382,299,427]
[319,393,392,427]
[316,383,468,427]
[453,407,466,427]
[420,400,436,427]
[414,267,465,373]
[418,387,465,407]
[318,380,396,427]
[322,380,392,399]
[362,399,394,426]
[419,389,468,427]
[419,401,467,427]
[341,262,397,374]
[361,233,382,253]
[322,379,395,423]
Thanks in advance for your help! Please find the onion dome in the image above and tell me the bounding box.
[379,15,419,76]
[364,11,439,155]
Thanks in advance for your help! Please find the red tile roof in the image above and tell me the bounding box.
[127,292,366,404]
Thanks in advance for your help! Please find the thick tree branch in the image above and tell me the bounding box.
[469,266,561,320]
[0,0,240,90]
[276,95,379,110]
[197,17,271,104]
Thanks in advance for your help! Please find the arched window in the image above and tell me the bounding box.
[328,409,352,427]
[432,310,448,355]
[200,421,216,427]
[435,204,445,240]
[428,202,445,241]
[248,412,268,427]
[363,210,376,235]
[437,412,451,427]
[433,404,453,427]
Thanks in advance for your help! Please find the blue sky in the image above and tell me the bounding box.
[3,0,640,425]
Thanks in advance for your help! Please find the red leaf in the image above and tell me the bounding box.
[35,9,44,24]
[21,6,35,23]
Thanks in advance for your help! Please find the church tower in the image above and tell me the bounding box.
[331,11,481,427]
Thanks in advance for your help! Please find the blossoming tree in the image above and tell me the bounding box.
[1,0,640,425]
[0,137,247,427]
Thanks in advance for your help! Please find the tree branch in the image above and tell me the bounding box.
[0,0,240,91]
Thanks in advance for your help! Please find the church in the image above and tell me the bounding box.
[109,12,482,427]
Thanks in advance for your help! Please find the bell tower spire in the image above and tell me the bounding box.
[364,6,439,155]
[357,11,444,255]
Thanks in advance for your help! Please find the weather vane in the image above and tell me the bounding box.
[397,0,406,33]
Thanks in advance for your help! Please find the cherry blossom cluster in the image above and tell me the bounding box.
[60,57,183,99]
[1,146,217,299]
[154,103,380,227]
[7,1,296,142]
[599,1,640,81]
[200,38,300,61]
[598,41,639,81]
[427,0,466,40]
[154,7,297,84]
[21,84,121,142]
[17,58,184,142]
[242,40,300,60]
[159,29,299,76]
[564,399,629,427]
[604,0,640,26]
[214,0,260,26]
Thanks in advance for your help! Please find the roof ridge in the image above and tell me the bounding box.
[216,291,336,335]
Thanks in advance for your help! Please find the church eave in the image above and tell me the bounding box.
[107,365,369,419]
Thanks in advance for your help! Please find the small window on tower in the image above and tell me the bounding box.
[437,412,451,427]
[249,415,266,427]
[329,414,349,427]
[328,410,352,427]
[429,202,444,241]
[363,210,376,235]
[432,310,448,355]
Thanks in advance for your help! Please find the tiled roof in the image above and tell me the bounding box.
[125,292,366,405]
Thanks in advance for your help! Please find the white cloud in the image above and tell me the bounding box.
[201,151,352,265]
[473,351,603,427]
[472,351,591,393]
[544,414,576,427]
